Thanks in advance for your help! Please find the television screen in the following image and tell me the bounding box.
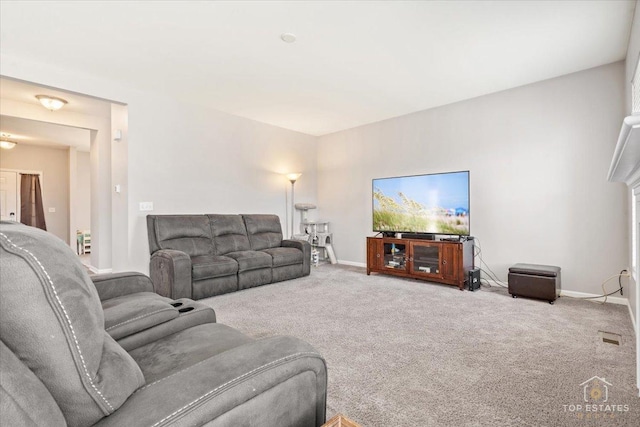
[372,171,470,236]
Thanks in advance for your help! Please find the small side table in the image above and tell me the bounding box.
[322,414,362,427]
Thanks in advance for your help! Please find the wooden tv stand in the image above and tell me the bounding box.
[366,236,474,290]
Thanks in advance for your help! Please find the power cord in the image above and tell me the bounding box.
[473,238,508,288]
[566,269,629,304]
[472,238,630,303]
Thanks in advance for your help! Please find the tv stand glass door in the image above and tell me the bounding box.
[410,242,443,279]
[383,242,408,272]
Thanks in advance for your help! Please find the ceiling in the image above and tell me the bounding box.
[0,115,91,152]
[0,77,109,152]
[0,1,636,136]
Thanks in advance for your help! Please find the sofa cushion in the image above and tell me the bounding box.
[208,214,251,254]
[102,292,180,340]
[243,214,284,250]
[128,323,254,383]
[226,250,273,272]
[104,326,327,427]
[262,247,304,267]
[151,215,213,257]
[0,340,66,427]
[0,222,145,427]
[191,255,238,280]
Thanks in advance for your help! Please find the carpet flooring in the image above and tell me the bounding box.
[201,264,640,426]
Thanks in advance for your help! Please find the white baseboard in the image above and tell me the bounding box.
[337,260,366,268]
[559,289,629,306]
[481,279,630,306]
[84,264,112,275]
[628,302,637,336]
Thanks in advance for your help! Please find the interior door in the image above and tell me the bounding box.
[0,171,19,221]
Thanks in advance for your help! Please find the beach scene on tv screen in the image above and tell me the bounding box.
[373,172,470,235]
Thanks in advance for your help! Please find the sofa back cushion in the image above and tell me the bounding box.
[0,221,145,427]
[0,339,66,427]
[243,214,284,250]
[208,214,251,255]
[148,215,213,257]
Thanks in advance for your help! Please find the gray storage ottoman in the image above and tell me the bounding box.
[508,263,561,304]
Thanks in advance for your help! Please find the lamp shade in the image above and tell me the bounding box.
[36,95,68,111]
[286,173,302,183]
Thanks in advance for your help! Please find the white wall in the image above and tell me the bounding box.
[318,62,627,296]
[625,1,640,326]
[624,0,640,395]
[626,1,640,114]
[75,151,91,231]
[1,54,318,274]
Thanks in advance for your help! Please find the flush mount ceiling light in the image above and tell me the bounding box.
[0,134,17,150]
[280,33,297,43]
[35,95,68,111]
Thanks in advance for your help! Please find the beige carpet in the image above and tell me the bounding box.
[201,264,640,426]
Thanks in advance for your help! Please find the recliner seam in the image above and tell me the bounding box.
[0,232,115,412]
[138,350,322,392]
[148,351,324,427]
[105,307,176,331]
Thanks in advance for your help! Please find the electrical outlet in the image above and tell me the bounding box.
[139,202,154,211]
[48,207,56,213]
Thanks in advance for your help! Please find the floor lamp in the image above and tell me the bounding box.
[286,173,302,238]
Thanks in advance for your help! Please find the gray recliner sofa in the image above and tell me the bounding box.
[0,221,327,426]
[147,214,311,300]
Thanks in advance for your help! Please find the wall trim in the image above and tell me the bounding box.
[477,279,631,306]
[338,260,366,268]
[85,264,112,275]
[559,289,629,306]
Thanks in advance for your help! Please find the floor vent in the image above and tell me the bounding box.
[598,331,621,345]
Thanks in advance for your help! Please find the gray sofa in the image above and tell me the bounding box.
[0,221,327,426]
[147,214,311,300]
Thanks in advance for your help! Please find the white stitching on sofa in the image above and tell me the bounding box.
[149,351,323,427]
[0,232,115,412]
[105,308,175,331]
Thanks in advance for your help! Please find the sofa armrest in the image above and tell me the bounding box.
[282,239,311,276]
[91,272,154,301]
[93,334,327,427]
[149,249,193,299]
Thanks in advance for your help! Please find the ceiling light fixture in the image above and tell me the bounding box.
[0,134,17,150]
[36,95,68,111]
[281,33,297,43]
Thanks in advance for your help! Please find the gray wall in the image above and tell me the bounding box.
[126,92,318,273]
[0,144,69,244]
[0,46,628,298]
[1,55,319,275]
[318,61,627,296]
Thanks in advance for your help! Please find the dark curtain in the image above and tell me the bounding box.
[20,174,47,231]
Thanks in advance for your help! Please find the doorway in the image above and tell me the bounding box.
[0,76,128,273]
[0,170,19,222]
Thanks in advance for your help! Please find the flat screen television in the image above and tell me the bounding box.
[372,170,470,236]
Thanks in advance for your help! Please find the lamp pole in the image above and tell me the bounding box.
[286,173,301,239]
